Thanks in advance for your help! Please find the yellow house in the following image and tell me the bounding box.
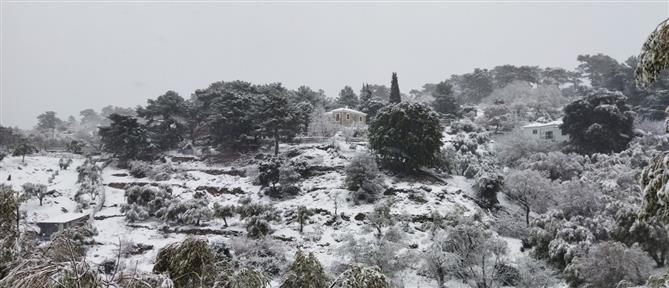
[327,107,367,126]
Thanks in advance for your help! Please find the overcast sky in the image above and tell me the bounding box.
[1,1,667,128]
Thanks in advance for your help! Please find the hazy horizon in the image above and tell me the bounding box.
[2,2,668,129]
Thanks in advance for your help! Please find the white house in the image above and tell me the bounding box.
[326,107,367,126]
[522,119,569,142]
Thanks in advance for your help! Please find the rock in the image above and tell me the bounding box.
[354,213,366,221]
[340,214,350,221]
[111,173,129,177]
[409,243,418,249]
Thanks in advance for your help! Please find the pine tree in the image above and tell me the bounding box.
[431,81,459,116]
[280,250,328,288]
[389,73,401,104]
[259,84,299,155]
[136,90,188,151]
[368,102,443,172]
[98,114,156,161]
[358,84,385,121]
[337,86,359,108]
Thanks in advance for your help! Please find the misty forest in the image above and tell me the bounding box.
[3,8,669,288]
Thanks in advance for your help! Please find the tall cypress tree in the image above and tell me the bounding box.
[389,72,401,104]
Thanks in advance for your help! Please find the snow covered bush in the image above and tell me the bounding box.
[280,250,328,288]
[162,196,212,226]
[527,210,609,269]
[557,179,604,219]
[231,238,287,277]
[128,160,150,178]
[153,237,217,287]
[428,219,509,288]
[128,160,175,181]
[76,158,101,185]
[514,256,558,288]
[237,202,280,238]
[474,166,504,206]
[330,265,390,288]
[21,182,47,206]
[493,129,559,167]
[368,102,443,172]
[519,151,584,181]
[564,241,653,288]
[58,157,73,170]
[345,153,384,204]
[610,202,669,267]
[121,185,173,222]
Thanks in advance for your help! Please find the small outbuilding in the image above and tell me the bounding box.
[33,212,90,239]
[326,107,367,126]
[522,119,569,142]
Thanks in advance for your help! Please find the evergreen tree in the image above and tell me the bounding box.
[358,84,385,121]
[561,88,635,154]
[36,111,62,140]
[12,139,35,163]
[337,86,359,108]
[389,73,401,104]
[280,250,328,288]
[368,102,443,172]
[431,81,459,116]
[259,83,299,155]
[98,114,155,161]
[202,81,262,152]
[137,90,188,151]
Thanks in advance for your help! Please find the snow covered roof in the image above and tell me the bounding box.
[522,119,563,129]
[30,212,89,224]
[327,107,366,115]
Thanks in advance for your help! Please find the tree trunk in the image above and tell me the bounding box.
[273,129,279,155]
[39,197,43,206]
[223,217,228,227]
[300,221,304,233]
[525,206,531,226]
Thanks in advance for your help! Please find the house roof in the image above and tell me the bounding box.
[327,107,367,115]
[31,212,89,224]
[523,119,563,129]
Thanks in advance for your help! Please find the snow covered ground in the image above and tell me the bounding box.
[0,138,534,287]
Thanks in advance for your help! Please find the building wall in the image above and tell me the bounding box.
[522,124,569,142]
[333,112,366,126]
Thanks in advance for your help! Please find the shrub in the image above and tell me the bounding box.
[162,197,212,226]
[153,237,217,287]
[368,102,443,172]
[231,238,287,276]
[345,154,384,204]
[330,265,390,288]
[121,185,173,222]
[474,166,503,206]
[564,241,653,288]
[280,250,328,288]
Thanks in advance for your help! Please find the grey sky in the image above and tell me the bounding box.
[1,1,667,129]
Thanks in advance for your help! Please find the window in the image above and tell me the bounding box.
[346,114,350,120]
[360,116,363,121]
[561,129,567,136]
[532,129,538,134]
[545,131,554,140]
[335,114,340,121]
